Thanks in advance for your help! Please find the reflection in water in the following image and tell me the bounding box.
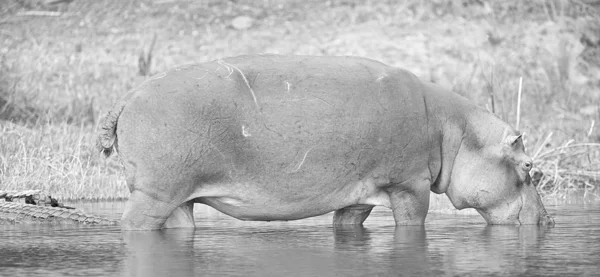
[430,225,553,275]
[122,229,196,277]
[0,204,599,276]
[117,224,561,277]
[390,226,431,276]
[482,226,551,275]
[333,225,372,246]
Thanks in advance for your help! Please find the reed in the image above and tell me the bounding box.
[534,141,600,198]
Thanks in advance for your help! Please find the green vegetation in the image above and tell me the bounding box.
[1,0,598,201]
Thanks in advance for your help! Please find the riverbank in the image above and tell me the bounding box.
[1,0,599,200]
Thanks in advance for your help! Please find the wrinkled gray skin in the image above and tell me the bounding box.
[98,55,554,230]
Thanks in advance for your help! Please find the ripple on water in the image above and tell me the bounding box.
[1,198,598,277]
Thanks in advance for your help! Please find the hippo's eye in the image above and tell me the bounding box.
[522,161,532,171]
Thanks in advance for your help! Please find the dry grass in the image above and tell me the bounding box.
[0,0,599,201]
[0,122,128,199]
[534,141,600,199]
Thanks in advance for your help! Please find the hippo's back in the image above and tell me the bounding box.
[116,55,430,195]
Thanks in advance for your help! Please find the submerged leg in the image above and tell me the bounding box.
[164,201,195,228]
[388,181,430,226]
[333,204,374,226]
[121,190,195,230]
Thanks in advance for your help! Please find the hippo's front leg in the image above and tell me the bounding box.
[387,180,431,225]
[333,205,375,225]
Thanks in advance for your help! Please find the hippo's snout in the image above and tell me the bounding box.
[539,214,555,226]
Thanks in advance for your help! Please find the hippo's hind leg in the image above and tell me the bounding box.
[333,205,374,225]
[163,200,195,228]
[121,190,173,230]
[121,189,196,230]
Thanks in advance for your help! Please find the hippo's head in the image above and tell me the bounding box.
[444,130,554,226]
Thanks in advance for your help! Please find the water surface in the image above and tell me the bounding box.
[1,201,599,276]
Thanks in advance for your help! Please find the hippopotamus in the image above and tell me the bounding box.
[98,54,554,230]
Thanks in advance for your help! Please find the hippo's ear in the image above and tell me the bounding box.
[502,134,522,147]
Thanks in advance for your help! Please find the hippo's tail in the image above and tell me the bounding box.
[97,101,126,158]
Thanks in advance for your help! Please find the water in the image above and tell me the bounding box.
[1,201,599,277]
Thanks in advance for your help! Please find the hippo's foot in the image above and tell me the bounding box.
[333,205,374,226]
[121,190,195,230]
[388,182,430,226]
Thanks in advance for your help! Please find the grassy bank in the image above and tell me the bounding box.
[1,0,599,201]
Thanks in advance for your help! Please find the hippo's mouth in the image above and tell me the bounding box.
[516,185,555,226]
